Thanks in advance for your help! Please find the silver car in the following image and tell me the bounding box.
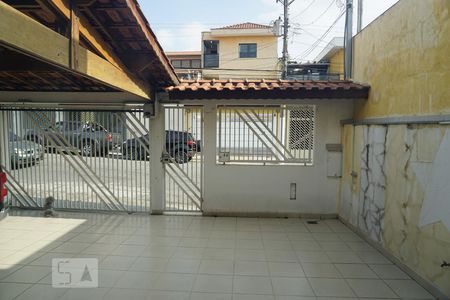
[9,133,44,168]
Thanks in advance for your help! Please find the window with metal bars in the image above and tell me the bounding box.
[217,105,315,165]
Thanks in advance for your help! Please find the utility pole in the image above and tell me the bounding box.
[357,0,363,33]
[344,0,353,79]
[277,0,295,79]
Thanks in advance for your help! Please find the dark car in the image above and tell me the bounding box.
[122,130,199,164]
[24,121,114,157]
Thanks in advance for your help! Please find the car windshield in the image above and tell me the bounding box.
[9,132,21,141]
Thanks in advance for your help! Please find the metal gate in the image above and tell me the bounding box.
[163,105,203,212]
[0,108,151,213]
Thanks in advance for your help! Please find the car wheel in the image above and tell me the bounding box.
[174,150,188,164]
[82,142,95,157]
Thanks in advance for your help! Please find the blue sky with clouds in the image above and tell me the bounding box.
[140,0,399,62]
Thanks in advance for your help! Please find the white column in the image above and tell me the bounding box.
[149,100,165,214]
[202,103,217,213]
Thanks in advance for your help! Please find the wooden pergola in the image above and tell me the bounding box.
[0,0,178,103]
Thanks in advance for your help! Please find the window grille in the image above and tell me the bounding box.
[217,105,315,165]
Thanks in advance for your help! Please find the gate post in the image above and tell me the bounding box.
[202,103,217,213]
[149,100,165,214]
[0,111,10,171]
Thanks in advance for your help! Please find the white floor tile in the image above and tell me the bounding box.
[308,278,355,297]
[301,263,341,278]
[271,277,315,296]
[0,282,31,300]
[233,276,273,294]
[198,259,234,275]
[346,279,398,298]
[384,279,434,299]
[334,263,378,278]
[193,274,233,293]
[268,262,305,277]
[235,261,269,276]
[369,264,410,279]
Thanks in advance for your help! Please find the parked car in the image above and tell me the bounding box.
[9,132,44,168]
[24,121,114,157]
[122,130,199,164]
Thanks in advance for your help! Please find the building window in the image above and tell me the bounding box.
[171,59,202,69]
[181,60,190,68]
[191,59,201,68]
[239,43,257,58]
[171,60,182,68]
[204,40,219,68]
[217,105,315,165]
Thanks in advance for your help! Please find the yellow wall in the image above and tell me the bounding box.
[202,32,279,79]
[353,0,450,119]
[340,124,450,297]
[329,49,344,80]
[340,1,450,297]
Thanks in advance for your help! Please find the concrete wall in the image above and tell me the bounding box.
[202,32,279,79]
[199,100,353,216]
[352,0,450,119]
[340,0,450,297]
[340,124,450,297]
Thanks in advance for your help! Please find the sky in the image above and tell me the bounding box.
[140,0,399,62]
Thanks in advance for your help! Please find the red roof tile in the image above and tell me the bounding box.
[213,22,272,30]
[166,79,370,100]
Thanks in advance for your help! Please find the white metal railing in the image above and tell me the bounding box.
[217,105,315,165]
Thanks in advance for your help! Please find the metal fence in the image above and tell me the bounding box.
[217,105,315,165]
[163,105,203,212]
[0,108,151,212]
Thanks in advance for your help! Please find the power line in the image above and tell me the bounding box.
[301,0,336,26]
[294,8,345,61]
[291,0,316,19]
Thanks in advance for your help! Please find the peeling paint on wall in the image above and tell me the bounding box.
[358,126,387,243]
[340,124,450,297]
[412,129,450,230]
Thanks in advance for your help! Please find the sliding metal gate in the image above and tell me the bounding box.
[163,106,203,212]
[0,108,151,213]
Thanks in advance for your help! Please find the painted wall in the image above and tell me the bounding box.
[352,0,450,119]
[202,32,279,79]
[340,0,450,297]
[339,124,450,297]
[200,100,353,216]
[329,49,344,80]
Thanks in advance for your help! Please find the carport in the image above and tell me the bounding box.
[0,0,177,213]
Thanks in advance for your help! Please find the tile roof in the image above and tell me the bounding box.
[213,22,273,30]
[167,79,370,100]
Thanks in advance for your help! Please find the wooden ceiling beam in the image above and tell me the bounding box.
[44,0,125,71]
[0,1,151,99]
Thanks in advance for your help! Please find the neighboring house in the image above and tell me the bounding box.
[314,37,344,80]
[286,62,339,80]
[201,22,280,80]
[166,51,202,80]
[286,37,343,80]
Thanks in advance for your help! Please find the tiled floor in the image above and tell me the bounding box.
[0,210,435,300]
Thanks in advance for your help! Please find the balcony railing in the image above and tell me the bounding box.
[203,54,219,68]
[286,73,342,81]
